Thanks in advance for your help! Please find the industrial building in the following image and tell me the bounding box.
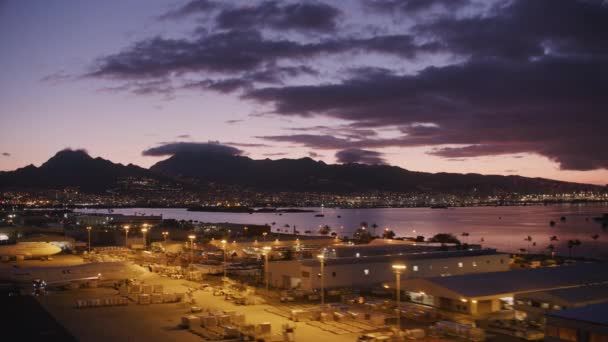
[515,283,608,321]
[267,248,510,291]
[398,263,608,316]
[545,302,608,342]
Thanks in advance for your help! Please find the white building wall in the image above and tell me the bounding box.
[269,253,510,292]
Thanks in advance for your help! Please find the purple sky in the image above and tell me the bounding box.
[1,0,607,185]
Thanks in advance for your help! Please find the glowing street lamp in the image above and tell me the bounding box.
[123,225,130,248]
[141,227,148,249]
[86,226,92,253]
[392,264,407,333]
[188,234,196,264]
[162,231,169,243]
[263,246,272,291]
[221,239,227,281]
[318,254,325,306]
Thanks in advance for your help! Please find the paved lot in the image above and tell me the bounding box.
[37,271,362,342]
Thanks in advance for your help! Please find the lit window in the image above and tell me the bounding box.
[356,253,360,258]
[458,262,463,268]
[413,265,418,271]
[364,269,369,275]
[472,261,477,267]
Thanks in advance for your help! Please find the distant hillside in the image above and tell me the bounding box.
[0,149,603,195]
[0,149,166,192]
[149,151,603,195]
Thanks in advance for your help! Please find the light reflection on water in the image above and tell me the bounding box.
[79,204,608,258]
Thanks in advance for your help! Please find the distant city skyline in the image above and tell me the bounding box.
[1,0,607,185]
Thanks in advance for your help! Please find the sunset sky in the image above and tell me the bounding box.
[1,0,607,185]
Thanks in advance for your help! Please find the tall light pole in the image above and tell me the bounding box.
[124,225,130,248]
[317,254,325,306]
[221,239,227,282]
[392,264,406,334]
[141,227,148,249]
[263,246,271,292]
[188,234,196,264]
[162,231,169,244]
[86,226,92,253]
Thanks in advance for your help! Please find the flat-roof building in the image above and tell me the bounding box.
[398,263,608,317]
[545,302,608,342]
[267,248,509,292]
[515,283,608,322]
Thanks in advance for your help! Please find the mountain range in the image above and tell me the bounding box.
[0,149,603,195]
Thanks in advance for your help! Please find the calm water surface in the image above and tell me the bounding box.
[79,204,608,258]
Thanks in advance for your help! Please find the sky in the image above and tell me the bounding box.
[0,0,607,185]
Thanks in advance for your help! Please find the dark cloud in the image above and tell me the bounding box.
[224,142,271,148]
[335,148,386,165]
[216,1,341,32]
[364,0,471,13]
[159,0,219,20]
[247,54,608,170]
[90,0,608,171]
[414,0,608,61]
[142,142,242,157]
[225,119,244,124]
[2,152,10,157]
[40,71,73,83]
[183,65,319,94]
[308,151,323,158]
[89,30,436,82]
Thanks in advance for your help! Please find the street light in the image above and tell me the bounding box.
[392,264,407,333]
[221,239,227,281]
[141,227,148,249]
[188,234,196,264]
[162,231,169,244]
[86,226,92,253]
[263,246,272,292]
[123,225,130,248]
[317,254,325,306]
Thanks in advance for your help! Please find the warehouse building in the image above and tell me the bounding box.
[545,302,608,342]
[397,263,608,317]
[267,248,509,291]
[515,283,608,322]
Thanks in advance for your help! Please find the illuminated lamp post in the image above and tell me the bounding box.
[263,246,271,291]
[188,234,196,264]
[123,225,130,248]
[392,264,407,334]
[318,254,325,306]
[221,239,227,281]
[86,226,92,253]
[141,227,148,249]
[162,231,169,244]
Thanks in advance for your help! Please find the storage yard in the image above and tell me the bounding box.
[36,269,377,342]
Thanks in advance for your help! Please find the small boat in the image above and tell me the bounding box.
[430,204,449,209]
[314,214,325,217]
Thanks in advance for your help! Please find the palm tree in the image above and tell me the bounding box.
[524,236,533,254]
[461,232,470,244]
[567,239,582,257]
[591,234,600,254]
[547,244,556,258]
[371,223,378,236]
